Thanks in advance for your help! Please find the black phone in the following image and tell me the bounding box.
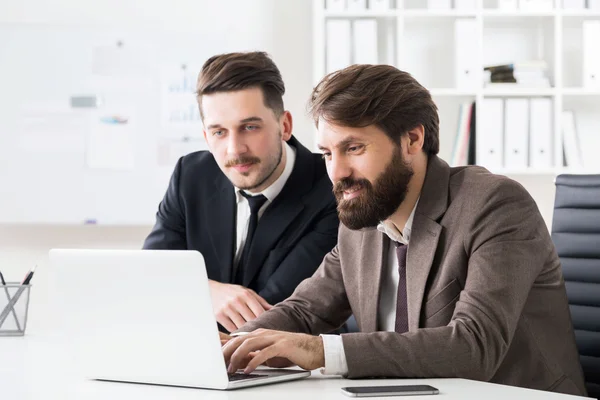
[341,385,439,397]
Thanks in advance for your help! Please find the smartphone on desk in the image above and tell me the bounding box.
[341,385,439,397]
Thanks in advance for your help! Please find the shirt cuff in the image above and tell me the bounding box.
[319,334,349,376]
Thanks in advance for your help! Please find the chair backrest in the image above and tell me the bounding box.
[551,174,600,398]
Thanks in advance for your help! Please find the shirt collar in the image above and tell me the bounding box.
[235,141,296,203]
[377,199,419,245]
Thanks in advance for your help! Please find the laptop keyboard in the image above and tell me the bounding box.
[228,372,267,382]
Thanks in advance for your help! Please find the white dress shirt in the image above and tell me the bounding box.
[233,142,296,268]
[320,201,418,376]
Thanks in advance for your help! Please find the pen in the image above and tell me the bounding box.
[0,265,36,329]
[21,265,36,285]
[0,271,22,331]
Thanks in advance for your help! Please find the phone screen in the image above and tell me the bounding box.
[342,385,439,396]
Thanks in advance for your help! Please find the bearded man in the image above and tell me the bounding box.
[220,64,586,397]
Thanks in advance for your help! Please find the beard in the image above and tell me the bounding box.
[333,146,414,230]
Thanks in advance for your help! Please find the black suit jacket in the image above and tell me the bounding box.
[143,136,339,305]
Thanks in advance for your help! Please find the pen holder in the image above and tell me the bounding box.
[0,283,31,336]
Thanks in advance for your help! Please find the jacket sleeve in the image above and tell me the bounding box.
[240,241,353,335]
[142,157,187,250]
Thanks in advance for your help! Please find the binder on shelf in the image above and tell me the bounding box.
[451,102,474,166]
[518,0,536,9]
[454,0,477,9]
[529,98,553,169]
[504,98,529,169]
[477,98,504,170]
[346,0,367,10]
[352,19,378,64]
[428,0,453,9]
[562,0,586,9]
[519,0,553,10]
[562,110,583,167]
[468,102,477,166]
[583,21,600,89]
[498,0,518,9]
[454,19,478,90]
[369,0,393,10]
[326,0,347,10]
[326,20,351,74]
[588,0,600,9]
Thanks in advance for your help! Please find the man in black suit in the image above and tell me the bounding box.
[143,52,339,333]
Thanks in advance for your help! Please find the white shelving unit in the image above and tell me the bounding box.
[313,0,600,175]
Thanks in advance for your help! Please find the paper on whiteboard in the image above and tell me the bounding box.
[17,106,87,154]
[160,63,203,129]
[86,114,135,170]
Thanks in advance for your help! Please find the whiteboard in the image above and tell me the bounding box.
[0,23,271,225]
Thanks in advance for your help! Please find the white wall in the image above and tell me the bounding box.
[0,0,559,282]
[0,0,314,275]
[0,0,315,146]
[508,174,557,230]
[0,226,148,282]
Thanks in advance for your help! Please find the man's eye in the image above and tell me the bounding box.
[348,145,363,153]
[322,153,332,160]
[213,130,224,137]
[245,125,258,131]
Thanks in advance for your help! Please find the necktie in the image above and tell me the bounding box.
[235,192,268,285]
[394,243,409,333]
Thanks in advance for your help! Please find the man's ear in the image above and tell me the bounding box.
[280,111,293,141]
[406,125,425,155]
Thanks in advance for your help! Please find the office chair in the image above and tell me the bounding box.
[551,174,600,399]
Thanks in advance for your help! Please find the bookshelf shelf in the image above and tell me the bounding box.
[323,9,479,17]
[314,0,600,173]
[483,87,556,96]
[562,88,600,95]
[323,8,600,19]
[323,10,396,17]
[561,10,600,17]
[402,10,478,17]
[482,10,555,17]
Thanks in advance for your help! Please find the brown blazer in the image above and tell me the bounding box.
[241,155,586,396]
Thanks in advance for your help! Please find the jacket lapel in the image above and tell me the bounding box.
[206,175,236,283]
[360,229,388,332]
[406,217,441,331]
[406,156,450,331]
[242,137,313,287]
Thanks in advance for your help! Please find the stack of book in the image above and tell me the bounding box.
[483,61,551,88]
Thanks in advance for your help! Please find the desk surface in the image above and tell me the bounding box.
[0,335,588,400]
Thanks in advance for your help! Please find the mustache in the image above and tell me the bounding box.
[225,156,261,168]
[333,178,370,196]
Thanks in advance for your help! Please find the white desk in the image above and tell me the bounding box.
[0,335,588,400]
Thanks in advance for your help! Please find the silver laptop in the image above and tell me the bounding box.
[47,249,310,390]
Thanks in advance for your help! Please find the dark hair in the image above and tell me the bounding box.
[196,51,285,119]
[308,64,439,155]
